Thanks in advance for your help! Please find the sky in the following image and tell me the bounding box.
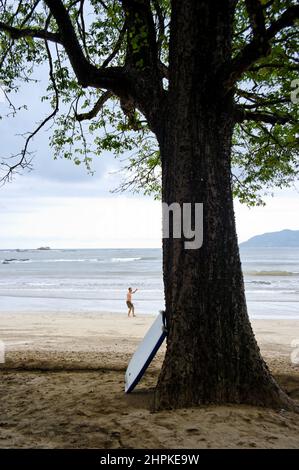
[0,66,298,249]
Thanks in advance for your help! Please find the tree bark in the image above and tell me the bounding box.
[153,0,295,410]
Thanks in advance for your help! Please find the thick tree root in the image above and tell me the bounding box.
[153,376,299,413]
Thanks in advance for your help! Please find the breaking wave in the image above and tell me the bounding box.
[2,257,144,264]
[111,257,142,262]
[245,270,297,276]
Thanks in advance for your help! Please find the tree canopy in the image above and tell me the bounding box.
[0,0,298,205]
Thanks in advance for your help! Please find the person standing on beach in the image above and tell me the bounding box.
[126,287,138,317]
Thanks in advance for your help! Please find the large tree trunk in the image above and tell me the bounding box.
[154,0,295,410]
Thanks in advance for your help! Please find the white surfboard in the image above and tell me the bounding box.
[125,311,167,393]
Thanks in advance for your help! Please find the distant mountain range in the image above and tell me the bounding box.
[240,229,299,247]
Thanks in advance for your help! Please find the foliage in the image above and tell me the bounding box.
[0,0,298,204]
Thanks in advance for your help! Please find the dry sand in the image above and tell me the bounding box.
[0,312,299,448]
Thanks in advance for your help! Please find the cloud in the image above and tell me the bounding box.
[235,191,299,243]
[0,63,123,186]
[0,195,162,248]
[1,60,298,249]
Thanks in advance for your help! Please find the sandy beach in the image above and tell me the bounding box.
[0,312,299,448]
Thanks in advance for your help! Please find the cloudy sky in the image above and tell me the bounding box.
[0,69,298,249]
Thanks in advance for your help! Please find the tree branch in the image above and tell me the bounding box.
[98,1,108,10]
[267,5,299,38]
[43,0,126,92]
[21,0,42,25]
[249,62,299,72]
[121,0,159,69]
[101,18,128,68]
[75,91,113,121]
[0,1,43,70]
[236,89,291,107]
[152,0,165,57]
[225,4,299,88]
[234,107,296,125]
[245,0,267,41]
[75,0,90,60]
[0,38,59,184]
[0,21,62,44]
[117,0,165,131]
[158,60,169,79]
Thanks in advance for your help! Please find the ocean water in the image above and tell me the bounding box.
[0,247,298,319]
